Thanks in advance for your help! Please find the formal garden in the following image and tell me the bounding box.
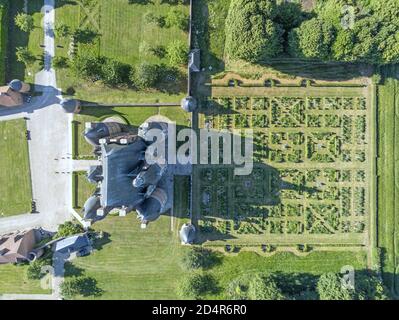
[193,88,373,247]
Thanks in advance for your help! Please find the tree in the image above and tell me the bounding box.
[60,277,83,299]
[317,272,354,300]
[247,274,285,300]
[132,62,159,89]
[275,1,305,31]
[288,18,336,60]
[288,0,399,64]
[226,273,285,300]
[55,23,70,38]
[224,0,284,63]
[26,259,48,280]
[55,221,84,238]
[60,276,102,299]
[165,8,189,31]
[177,273,216,299]
[166,40,188,66]
[71,54,106,81]
[354,273,390,300]
[16,47,36,65]
[226,274,251,300]
[15,13,34,32]
[332,29,355,61]
[180,248,219,271]
[53,56,69,69]
[101,60,131,86]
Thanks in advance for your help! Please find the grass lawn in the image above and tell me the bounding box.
[7,0,44,84]
[0,119,32,217]
[54,0,189,104]
[64,215,367,299]
[377,65,399,296]
[72,106,191,159]
[205,250,367,299]
[0,264,49,295]
[173,176,190,219]
[72,172,97,210]
[64,215,187,300]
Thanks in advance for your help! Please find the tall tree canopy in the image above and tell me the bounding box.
[288,18,336,60]
[289,0,399,64]
[224,0,284,63]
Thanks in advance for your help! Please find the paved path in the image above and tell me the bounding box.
[0,0,74,234]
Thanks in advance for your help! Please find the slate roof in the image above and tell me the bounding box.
[189,49,200,72]
[100,138,147,210]
[55,234,91,254]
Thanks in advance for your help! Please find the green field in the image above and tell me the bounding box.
[54,0,189,104]
[377,65,399,296]
[64,214,367,299]
[0,264,49,295]
[0,119,32,217]
[6,0,44,84]
[64,215,186,300]
[72,105,191,159]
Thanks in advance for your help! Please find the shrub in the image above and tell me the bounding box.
[247,274,285,300]
[226,273,285,300]
[15,13,34,32]
[53,56,69,69]
[317,272,354,300]
[177,273,217,299]
[166,40,188,66]
[165,8,189,31]
[55,221,84,238]
[131,62,159,89]
[16,47,36,66]
[71,53,106,81]
[101,59,131,86]
[54,23,70,38]
[224,0,284,63]
[26,259,50,280]
[372,73,382,85]
[180,247,219,270]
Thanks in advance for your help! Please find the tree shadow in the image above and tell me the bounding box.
[261,59,373,81]
[64,262,85,277]
[91,231,112,251]
[79,276,104,297]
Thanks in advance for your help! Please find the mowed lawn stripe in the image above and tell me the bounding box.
[0,119,32,217]
[377,65,398,294]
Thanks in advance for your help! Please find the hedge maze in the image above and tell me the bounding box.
[195,92,373,246]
